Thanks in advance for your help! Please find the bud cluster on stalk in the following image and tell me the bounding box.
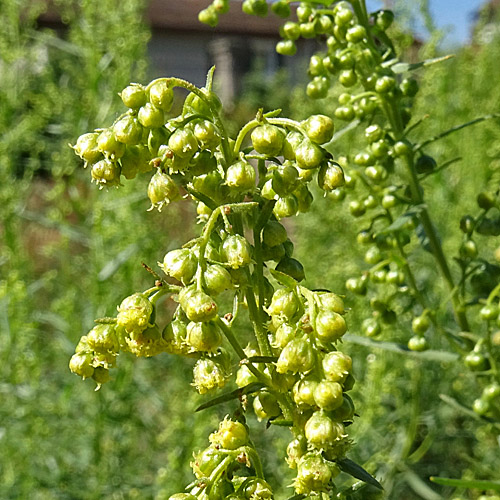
[70,63,361,495]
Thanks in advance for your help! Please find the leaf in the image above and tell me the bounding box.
[416,223,432,253]
[417,114,500,150]
[430,477,500,491]
[378,205,425,235]
[337,458,383,490]
[344,334,459,362]
[388,54,454,74]
[246,355,278,363]
[195,382,264,412]
[269,268,298,289]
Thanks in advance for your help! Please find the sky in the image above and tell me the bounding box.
[367,0,487,47]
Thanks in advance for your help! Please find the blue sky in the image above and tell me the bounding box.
[367,0,486,46]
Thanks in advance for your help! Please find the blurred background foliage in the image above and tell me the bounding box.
[1,0,500,498]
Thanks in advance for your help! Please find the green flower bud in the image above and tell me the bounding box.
[203,263,233,295]
[313,380,343,410]
[179,287,218,322]
[251,124,285,157]
[276,336,314,374]
[148,170,180,211]
[193,119,220,150]
[186,321,222,352]
[253,391,281,421]
[97,128,126,159]
[272,0,290,17]
[198,6,219,27]
[295,452,337,494]
[117,293,153,334]
[322,351,352,383]
[317,292,345,314]
[192,356,229,393]
[120,83,147,109]
[69,352,94,379]
[236,364,259,387]
[262,220,288,247]
[318,161,344,192]
[86,324,119,353]
[293,377,319,407]
[113,115,143,145]
[272,163,299,197]
[160,248,197,284]
[315,309,347,343]
[286,436,307,469]
[191,170,225,203]
[273,195,299,219]
[242,0,268,17]
[273,322,296,348]
[282,130,304,160]
[192,446,226,478]
[149,80,174,111]
[138,103,165,128]
[293,183,314,213]
[408,335,428,352]
[226,159,256,192]
[168,128,199,159]
[295,139,325,169]
[162,317,190,355]
[304,410,346,449]
[267,288,300,319]
[210,417,249,450]
[302,115,334,144]
[221,234,252,269]
[73,132,101,163]
[125,324,166,357]
[243,478,273,499]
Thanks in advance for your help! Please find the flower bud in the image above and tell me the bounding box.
[272,163,299,197]
[243,477,273,499]
[315,309,347,342]
[293,377,318,407]
[193,120,220,150]
[160,248,197,284]
[294,452,339,494]
[317,292,345,314]
[148,171,180,211]
[267,288,300,320]
[116,293,153,334]
[295,139,325,170]
[91,159,120,186]
[162,317,190,355]
[120,84,147,109]
[302,114,334,144]
[168,128,199,159]
[286,436,307,469]
[86,324,119,353]
[73,132,101,163]
[221,234,252,269]
[192,446,226,478]
[253,391,281,421]
[318,161,344,192]
[138,103,165,128]
[282,130,303,160]
[313,380,343,410]
[186,321,222,352]
[92,366,110,385]
[97,128,126,158]
[193,356,229,393]
[273,195,299,219]
[322,351,352,383]
[276,336,314,374]
[209,417,248,450]
[273,322,296,348]
[149,80,174,111]
[304,411,346,449]
[251,124,285,157]
[262,220,288,247]
[203,263,233,295]
[226,159,256,192]
[113,115,143,145]
[69,352,94,379]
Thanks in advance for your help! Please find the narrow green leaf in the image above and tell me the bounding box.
[378,205,425,235]
[267,419,293,427]
[417,114,500,150]
[269,269,298,289]
[430,477,500,491]
[389,54,454,74]
[345,334,459,362]
[404,469,442,500]
[195,382,264,412]
[337,458,383,490]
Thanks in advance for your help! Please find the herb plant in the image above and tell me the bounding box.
[69,0,500,498]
